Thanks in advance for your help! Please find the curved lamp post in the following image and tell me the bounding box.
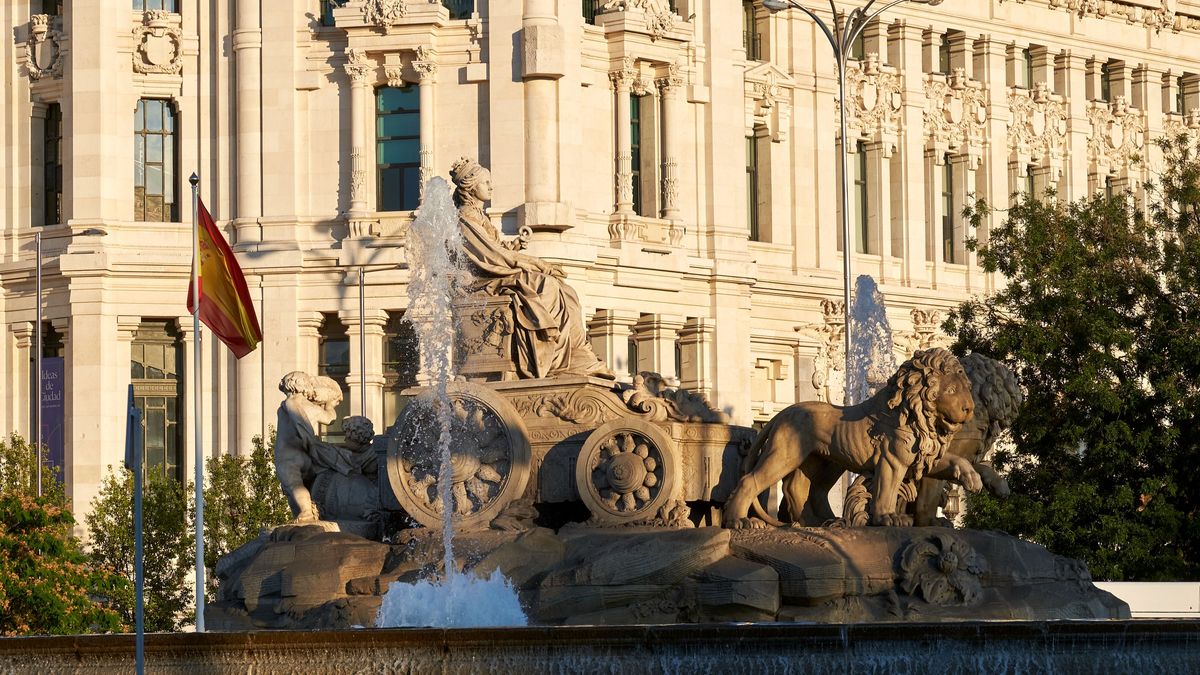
[762,0,943,405]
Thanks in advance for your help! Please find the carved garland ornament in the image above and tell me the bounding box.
[1007,82,1069,164]
[1086,96,1146,171]
[796,299,845,404]
[923,69,987,152]
[24,14,63,82]
[839,54,903,142]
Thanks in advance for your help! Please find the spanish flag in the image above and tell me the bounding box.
[186,199,262,358]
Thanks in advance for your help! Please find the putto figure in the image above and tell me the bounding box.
[274,371,356,522]
[449,157,614,380]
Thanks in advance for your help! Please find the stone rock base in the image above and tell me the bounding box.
[208,524,1128,629]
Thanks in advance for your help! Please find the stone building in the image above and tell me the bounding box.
[2,0,1199,517]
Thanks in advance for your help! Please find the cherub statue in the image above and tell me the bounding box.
[274,371,356,522]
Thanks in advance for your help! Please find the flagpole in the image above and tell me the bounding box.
[34,231,43,496]
[359,267,366,416]
[190,172,206,632]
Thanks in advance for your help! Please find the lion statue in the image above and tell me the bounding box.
[908,353,1023,526]
[722,348,978,529]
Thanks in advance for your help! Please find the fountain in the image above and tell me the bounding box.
[205,159,1131,654]
[845,275,896,406]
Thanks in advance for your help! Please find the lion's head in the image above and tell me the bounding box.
[882,348,975,480]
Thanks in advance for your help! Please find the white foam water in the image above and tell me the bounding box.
[846,275,896,406]
[379,175,528,629]
[376,569,528,628]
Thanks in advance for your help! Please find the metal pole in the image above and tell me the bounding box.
[34,231,43,495]
[836,57,854,406]
[359,267,366,416]
[190,173,205,632]
[131,396,144,675]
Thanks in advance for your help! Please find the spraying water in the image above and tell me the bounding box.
[846,275,895,406]
[377,176,527,628]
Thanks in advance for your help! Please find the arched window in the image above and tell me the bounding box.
[376,85,421,212]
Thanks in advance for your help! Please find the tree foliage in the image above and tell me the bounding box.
[950,136,1200,581]
[0,434,125,635]
[86,467,194,632]
[203,430,289,599]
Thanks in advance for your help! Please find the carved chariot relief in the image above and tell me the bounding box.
[1086,95,1146,177]
[838,53,903,148]
[24,14,63,82]
[1008,82,1068,177]
[924,68,987,158]
[133,10,183,76]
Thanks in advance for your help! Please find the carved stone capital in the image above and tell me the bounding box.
[610,57,638,92]
[412,46,438,83]
[344,48,375,84]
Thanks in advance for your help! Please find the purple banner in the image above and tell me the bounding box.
[41,357,64,474]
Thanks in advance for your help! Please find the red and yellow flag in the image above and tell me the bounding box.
[186,200,262,359]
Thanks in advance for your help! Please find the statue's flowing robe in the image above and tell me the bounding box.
[457,203,597,379]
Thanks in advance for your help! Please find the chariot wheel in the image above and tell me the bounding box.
[575,418,679,525]
[386,382,531,532]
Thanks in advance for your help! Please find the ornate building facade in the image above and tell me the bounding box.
[2,0,1199,517]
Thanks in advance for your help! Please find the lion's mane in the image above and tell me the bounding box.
[960,353,1022,437]
[875,348,965,482]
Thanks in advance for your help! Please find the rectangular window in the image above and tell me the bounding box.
[383,312,419,428]
[1023,47,1035,89]
[134,99,178,222]
[42,103,62,226]
[1104,175,1114,199]
[854,141,869,254]
[1024,170,1035,200]
[132,0,178,10]
[746,136,760,241]
[442,0,472,19]
[131,321,183,482]
[743,2,761,61]
[850,34,864,61]
[1099,61,1112,102]
[584,0,600,25]
[376,85,421,212]
[1177,75,1187,114]
[39,0,63,13]
[627,336,638,377]
[318,314,351,441]
[319,0,343,26]
[938,33,951,75]
[942,160,956,264]
[631,95,643,215]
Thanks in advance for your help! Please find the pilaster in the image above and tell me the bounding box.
[587,309,639,379]
[634,314,685,385]
[339,308,388,424]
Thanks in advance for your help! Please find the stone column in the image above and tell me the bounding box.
[1134,65,1163,208]
[413,50,438,195]
[586,309,638,379]
[233,0,263,245]
[866,141,893,276]
[891,20,929,286]
[678,318,714,398]
[339,308,388,423]
[1058,51,1091,202]
[518,0,571,230]
[10,323,34,438]
[975,35,1011,294]
[611,59,636,216]
[344,49,374,237]
[297,312,324,376]
[926,149,946,271]
[656,65,685,221]
[634,314,685,385]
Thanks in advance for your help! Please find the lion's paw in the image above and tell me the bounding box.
[870,513,909,528]
[727,517,771,530]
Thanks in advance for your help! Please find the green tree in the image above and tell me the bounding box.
[86,467,194,631]
[950,136,1200,581]
[0,434,125,635]
[203,430,289,598]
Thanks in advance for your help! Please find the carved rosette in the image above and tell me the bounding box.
[344,48,374,84]
[838,54,902,145]
[362,0,407,28]
[385,382,532,531]
[898,533,987,606]
[924,69,987,154]
[1007,83,1068,167]
[1086,96,1146,174]
[24,14,63,82]
[576,419,679,525]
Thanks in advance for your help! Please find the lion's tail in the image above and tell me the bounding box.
[741,417,787,528]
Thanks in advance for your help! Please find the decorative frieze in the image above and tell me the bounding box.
[838,54,902,147]
[1086,96,1146,175]
[1008,82,1068,171]
[24,14,63,81]
[923,68,987,155]
[1041,0,1200,34]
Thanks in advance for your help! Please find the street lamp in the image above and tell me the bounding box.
[762,0,943,404]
